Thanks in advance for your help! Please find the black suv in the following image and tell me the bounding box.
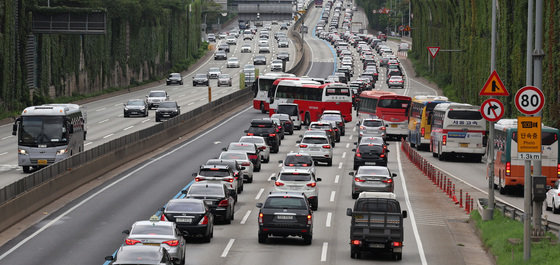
[256,192,313,245]
[352,143,388,169]
[246,119,281,153]
[155,101,180,122]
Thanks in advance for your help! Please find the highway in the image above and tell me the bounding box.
[0,21,296,188]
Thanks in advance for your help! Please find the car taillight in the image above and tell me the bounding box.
[247,133,254,136]
[278,126,282,129]
[199,215,209,225]
[299,144,308,148]
[307,182,316,187]
[269,133,277,137]
[275,181,284,186]
[421,127,425,137]
[354,177,365,182]
[380,154,385,158]
[218,199,229,207]
[258,146,266,150]
[242,162,251,166]
[125,239,141,245]
[248,155,258,160]
[442,135,447,145]
[328,129,333,132]
[163,240,179,246]
[352,240,361,245]
[360,126,365,130]
[392,241,402,247]
[195,177,204,182]
[302,164,308,166]
[380,127,386,130]
[307,214,312,225]
[506,162,511,176]
[259,213,263,224]
[322,145,331,149]
[224,177,234,183]
[383,178,393,183]
[160,214,166,221]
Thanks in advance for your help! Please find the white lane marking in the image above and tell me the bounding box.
[396,143,428,265]
[221,239,235,257]
[278,163,282,167]
[1,136,12,140]
[103,134,114,139]
[240,210,252,225]
[188,102,194,106]
[349,135,353,140]
[123,126,134,131]
[353,127,357,132]
[329,191,336,202]
[118,114,124,118]
[98,119,109,124]
[268,173,275,181]
[214,141,221,145]
[338,162,343,169]
[84,142,93,146]
[255,188,265,200]
[342,152,346,158]
[0,152,8,156]
[326,212,332,228]
[199,98,205,101]
[320,242,328,262]
[142,119,150,123]
[114,103,121,107]
[346,143,349,148]
[95,107,106,112]
[334,175,340,184]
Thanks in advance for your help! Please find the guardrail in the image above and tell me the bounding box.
[286,1,313,76]
[0,89,252,232]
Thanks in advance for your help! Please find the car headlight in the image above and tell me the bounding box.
[18,149,27,155]
[56,149,67,155]
[124,107,129,111]
[139,106,145,110]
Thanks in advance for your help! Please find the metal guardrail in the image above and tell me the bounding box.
[286,1,313,75]
[492,200,560,241]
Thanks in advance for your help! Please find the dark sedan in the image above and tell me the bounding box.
[352,143,388,169]
[185,183,235,224]
[162,198,214,242]
[155,101,180,122]
[123,99,148,117]
[166,72,183,85]
[253,55,267,65]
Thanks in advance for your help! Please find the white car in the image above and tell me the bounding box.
[271,168,321,210]
[270,60,283,71]
[241,44,252,53]
[226,36,237,45]
[297,134,333,166]
[219,151,254,183]
[239,136,270,163]
[227,57,240,68]
[388,75,404,88]
[546,180,560,213]
[207,67,221,79]
[146,90,169,109]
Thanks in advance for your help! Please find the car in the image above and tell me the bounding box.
[270,59,283,71]
[349,166,397,199]
[121,216,186,265]
[280,23,288,30]
[227,57,240,68]
[320,110,346,135]
[225,142,262,172]
[264,117,285,139]
[185,183,235,224]
[155,101,180,122]
[256,192,314,244]
[193,164,240,199]
[206,158,245,186]
[192,73,209,86]
[352,142,388,169]
[298,134,333,166]
[279,152,316,175]
[207,33,216,42]
[258,43,270,53]
[217,74,232,87]
[240,44,252,53]
[239,136,270,163]
[546,180,560,213]
[309,121,337,144]
[358,118,387,141]
[276,103,301,129]
[161,198,214,242]
[277,51,290,61]
[146,90,169,109]
[166,73,183,85]
[320,119,341,142]
[246,119,280,153]
[253,55,267,65]
[207,67,221,79]
[226,36,237,45]
[105,245,174,265]
[386,68,403,80]
[214,50,227,60]
[278,39,289,48]
[271,168,322,210]
[271,113,293,135]
[219,151,254,183]
[217,43,229,53]
[123,99,148,117]
[243,30,253,40]
[218,33,227,39]
[388,75,405,88]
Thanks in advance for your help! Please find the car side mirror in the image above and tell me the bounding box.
[105,256,114,261]
[349,172,355,176]
[317,178,322,182]
[386,143,390,146]
[160,207,165,212]
[546,185,552,191]
[346,208,353,216]
[386,150,390,153]
[244,130,249,133]
[181,190,188,194]
[270,176,276,180]
[354,142,358,145]
[296,140,301,143]
[122,229,130,235]
[392,173,397,177]
[177,106,181,109]
[222,147,227,151]
[278,160,283,163]
[192,173,197,177]
[351,148,356,152]
[256,203,263,208]
[402,210,408,218]
[145,95,148,97]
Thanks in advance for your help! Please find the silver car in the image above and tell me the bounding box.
[297,134,333,166]
[241,44,252,53]
[122,217,186,264]
[271,168,322,210]
[146,90,169,109]
[358,118,387,141]
[270,59,283,71]
[227,57,240,68]
[239,136,270,163]
[105,245,174,265]
[349,166,397,199]
[219,151,254,183]
[217,74,232,87]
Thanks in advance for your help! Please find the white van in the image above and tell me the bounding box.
[398,43,410,52]
[277,103,302,130]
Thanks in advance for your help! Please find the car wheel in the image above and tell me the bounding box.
[156,117,160,122]
[166,82,170,85]
[247,176,253,183]
[352,191,358,199]
[123,112,129,118]
[258,231,267,244]
[394,253,402,261]
[192,82,196,86]
[353,164,359,170]
[341,130,345,136]
[238,184,243,194]
[263,156,270,163]
[554,200,560,214]
[302,234,312,245]
[546,198,552,211]
[144,110,148,117]
[22,166,31,173]
[260,103,266,114]
[180,81,183,85]
[312,200,318,211]
[350,246,360,259]
[327,159,332,166]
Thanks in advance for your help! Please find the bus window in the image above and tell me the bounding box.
[448,110,483,120]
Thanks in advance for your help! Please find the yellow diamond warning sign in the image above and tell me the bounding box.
[480,70,509,96]
[517,116,541,153]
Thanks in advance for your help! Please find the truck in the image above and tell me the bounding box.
[351,22,363,34]
[346,192,407,260]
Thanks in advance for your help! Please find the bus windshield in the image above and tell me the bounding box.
[19,116,67,146]
[378,98,410,110]
[277,105,298,116]
[259,78,274,92]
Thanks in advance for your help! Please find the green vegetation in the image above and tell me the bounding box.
[472,210,560,265]
[0,0,206,116]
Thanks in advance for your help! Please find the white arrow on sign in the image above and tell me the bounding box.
[480,98,505,122]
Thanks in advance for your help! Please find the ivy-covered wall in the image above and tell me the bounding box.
[0,0,204,113]
[408,0,560,127]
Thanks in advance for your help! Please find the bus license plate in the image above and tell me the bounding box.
[277,215,293,220]
[37,160,48,165]
[460,143,468,147]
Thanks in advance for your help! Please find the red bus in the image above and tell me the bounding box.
[357,90,411,139]
[270,81,353,124]
[253,73,296,113]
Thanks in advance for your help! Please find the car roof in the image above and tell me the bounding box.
[268,191,307,199]
[286,152,312,157]
[358,192,396,199]
[132,220,174,228]
[200,164,230,170]
[114,245,164,264]
[279,167,313,174]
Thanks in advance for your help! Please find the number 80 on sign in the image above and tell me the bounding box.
[515,86,545,115]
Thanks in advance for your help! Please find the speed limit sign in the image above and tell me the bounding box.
[515,86,545,115]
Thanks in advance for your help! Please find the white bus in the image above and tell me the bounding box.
[430,103,486,162]
[12,104,87,173]
[252,72,295,113]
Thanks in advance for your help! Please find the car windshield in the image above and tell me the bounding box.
[302,137,328,144]
[264,197,307,209]
[361,138,384,145]
[284,155,312,165]
[219,74,230,79]
[279,173,312,181]
[158,102,177,108]
[310,124,330,130]
[271,114,289,121]
[19,116,67,146]
[363,120,383,127]
[228,143,255,152]
[209,68,219,72]
[358,145,383,153]
[229,58,238,62]
[220,152,248,160]
[166,201,205,212]
[357,167,390,176]
[114,247,161,264]
[239,137,264,144]
[277,105,298,116]
[321,114,342,121]
[188,185,225,197]
[127,100,144,106]
[199,168,230,177]
[148,92,166,97]
[169,73,180,78]
[195,74,207,78]
[131,224,173,236]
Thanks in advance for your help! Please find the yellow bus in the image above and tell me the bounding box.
[407,95,448,150]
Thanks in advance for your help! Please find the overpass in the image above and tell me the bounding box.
[237,0,293,23]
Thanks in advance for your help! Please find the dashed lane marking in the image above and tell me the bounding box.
[326,212,332,228]
[221,239,235,257]
[334,175,340,183]
[255,188,264,200]
[240,210,252,225]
